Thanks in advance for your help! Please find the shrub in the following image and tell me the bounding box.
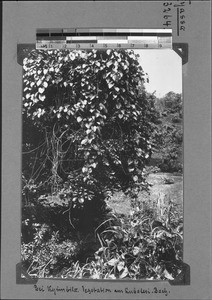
[21,192,183,280]
[89,199,183,280]
[21,225,81,277]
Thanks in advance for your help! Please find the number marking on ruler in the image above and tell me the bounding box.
[36,29,172,50]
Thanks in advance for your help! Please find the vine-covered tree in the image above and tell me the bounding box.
[22,49,156,230]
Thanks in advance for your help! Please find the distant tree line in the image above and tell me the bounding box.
[149,91,183,173]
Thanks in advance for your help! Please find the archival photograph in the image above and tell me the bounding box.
[21,47,183,280]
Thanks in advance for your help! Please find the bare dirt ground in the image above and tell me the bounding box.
[108,172,183,216]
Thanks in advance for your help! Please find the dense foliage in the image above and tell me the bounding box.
[21,49,183,280]
[22,49,157,229]
[150,92,183,173]
[22,195,183,279]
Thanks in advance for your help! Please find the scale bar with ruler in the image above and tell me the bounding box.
[36,29,172,50]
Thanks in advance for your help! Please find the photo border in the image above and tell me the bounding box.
[1,1,211,299]
[16,40,189,286]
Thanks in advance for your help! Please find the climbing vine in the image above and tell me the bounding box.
[22,49,155,212]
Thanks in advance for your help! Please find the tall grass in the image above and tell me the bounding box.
[21,191,183,280]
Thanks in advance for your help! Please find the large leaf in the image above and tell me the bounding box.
[163,269,174,280]
[107,258,118,266]
[120,267,129,279]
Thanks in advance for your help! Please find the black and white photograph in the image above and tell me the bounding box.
[21,43,184,280]
[1,1,211,299]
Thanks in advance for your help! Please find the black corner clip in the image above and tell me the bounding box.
[16,262,38,285]
[173,43,189,65]
[169,262,190,285]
